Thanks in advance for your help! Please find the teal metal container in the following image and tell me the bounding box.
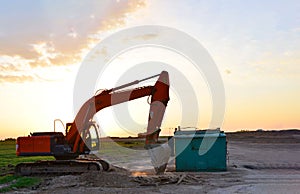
[174,130,227,171]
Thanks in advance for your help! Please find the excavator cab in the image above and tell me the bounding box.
[66,121,100,153]
[80,122,100,153]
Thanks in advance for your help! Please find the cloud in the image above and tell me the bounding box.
[31,42,59,67]
[0,55,34,83]
[0,74,35,83]
[0,55,32,71]
[0,0,147,82]
[0,63,21,72]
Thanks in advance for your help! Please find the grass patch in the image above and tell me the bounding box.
[0,175,40,193]
[0,140,54,175]
[114,140,145,149]
[0,175,15,184]
[0,140,50,192]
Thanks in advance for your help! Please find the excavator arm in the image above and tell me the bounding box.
[67,71,170,154]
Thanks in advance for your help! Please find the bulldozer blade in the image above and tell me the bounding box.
[147,143,171,174]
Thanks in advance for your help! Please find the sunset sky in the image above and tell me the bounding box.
[0,0,299,139]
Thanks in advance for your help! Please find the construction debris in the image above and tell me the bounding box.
[132,173,205,186]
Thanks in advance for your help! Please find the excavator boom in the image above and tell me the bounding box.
[68,71,169,154]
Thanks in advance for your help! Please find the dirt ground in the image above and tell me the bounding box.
[12,130,300,193]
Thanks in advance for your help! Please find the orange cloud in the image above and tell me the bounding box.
[0,0,147,83]
[0,74,35,83]
[99,0,146,31]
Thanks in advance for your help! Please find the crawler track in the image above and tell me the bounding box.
[15,159,110,176]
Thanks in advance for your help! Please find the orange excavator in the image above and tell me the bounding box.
[15,71,170,175]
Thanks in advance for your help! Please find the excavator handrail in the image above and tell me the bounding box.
[53,119,65,133]
[94,73,160,96]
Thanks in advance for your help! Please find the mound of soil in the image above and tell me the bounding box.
[79,171,137,188]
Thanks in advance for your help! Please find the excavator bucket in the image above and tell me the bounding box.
[145,71,171,174]
[147,143,171,174]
